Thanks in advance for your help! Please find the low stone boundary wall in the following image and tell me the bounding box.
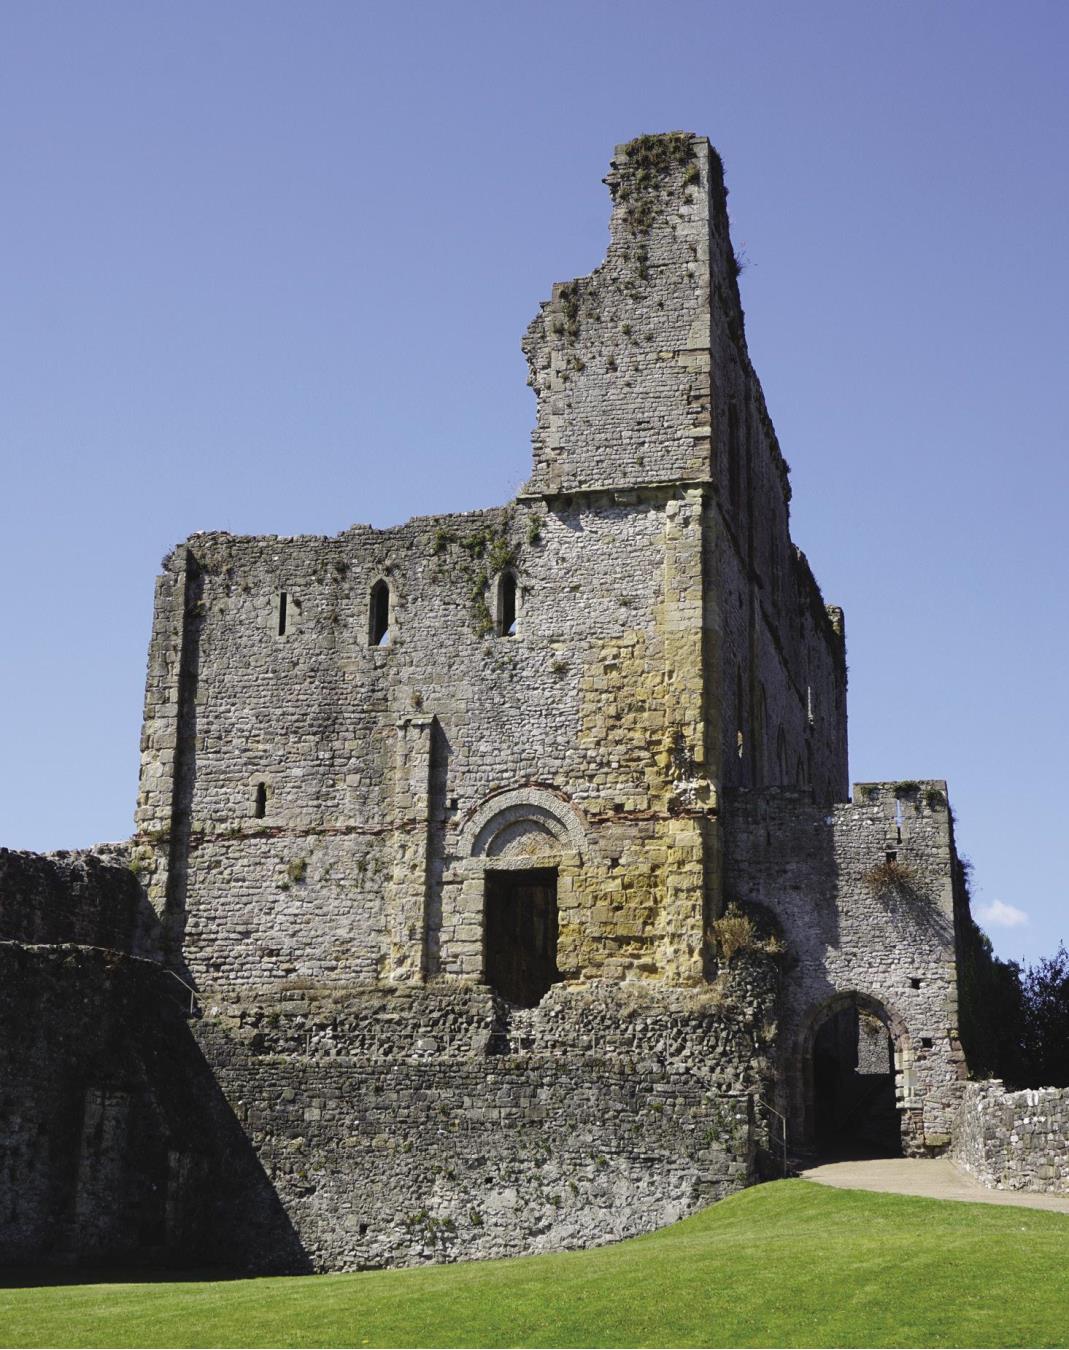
[953,1080,1069,1193]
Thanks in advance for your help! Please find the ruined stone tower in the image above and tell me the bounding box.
[1,134,969,1274]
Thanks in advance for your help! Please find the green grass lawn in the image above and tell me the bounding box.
[3,1181,1068,1349]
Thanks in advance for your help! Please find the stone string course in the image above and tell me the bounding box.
[952,1081,1069,1193]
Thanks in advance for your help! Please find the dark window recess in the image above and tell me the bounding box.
[498,572,517,637]
[484,867,561,1008]
[277,591,288,636]
[369,580,390,646]
[886,850,898,864]
[254,783,268,819]
[920,1036,933,1049]
[910,977,922,990]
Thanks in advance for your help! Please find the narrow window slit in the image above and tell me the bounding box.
[369,580,390,646]
[254,783,268,819]
[498,572,517,637]
[277,591,288,636]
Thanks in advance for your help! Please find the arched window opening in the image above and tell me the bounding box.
[254,782,268,818]
[369,580,391,647]
[497,571,517,637]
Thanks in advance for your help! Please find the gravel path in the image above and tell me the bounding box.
[800,1157,1069,1213]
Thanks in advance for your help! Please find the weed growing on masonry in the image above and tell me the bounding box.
[863,858,919,894]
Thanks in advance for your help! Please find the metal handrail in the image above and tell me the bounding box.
[162,968,199,1016]
[754,1094,789,1178]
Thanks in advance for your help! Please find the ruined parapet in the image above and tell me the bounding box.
[0,846,160,958]
[523,133,729,495]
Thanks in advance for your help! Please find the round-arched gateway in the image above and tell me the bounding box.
[805,993,905,1160]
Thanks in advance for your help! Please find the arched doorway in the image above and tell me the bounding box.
[447,787,587,1000]
[484,866,560,1007]
[804,993,906,1159]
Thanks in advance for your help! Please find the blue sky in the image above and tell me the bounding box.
[2,1,1066,963]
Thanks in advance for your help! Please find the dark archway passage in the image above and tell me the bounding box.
[812,1002,901,1158]
[484,868,560,1007]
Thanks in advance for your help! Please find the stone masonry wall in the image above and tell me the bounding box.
[0,132,974,1273]
[0,847,158,957]
[192,969,776,1271]
[0,943,304,1272]
[132,133,849,1002]
[0,941,775,1273]
[520,132,848,806]
[953,1081,1069,1193]
[134,491,724,991]
[723,781,967,1152]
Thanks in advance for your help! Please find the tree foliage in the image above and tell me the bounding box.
[1019,944,1069,1088]
[957,852,1069,1088]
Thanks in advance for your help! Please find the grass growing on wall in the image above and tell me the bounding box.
[3,1181,1069,1348]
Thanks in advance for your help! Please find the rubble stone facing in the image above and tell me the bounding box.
[131,136,848,1000]
[193,972,773,1270]
[0,944,303,1272]
[953,1081,1069,1193]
